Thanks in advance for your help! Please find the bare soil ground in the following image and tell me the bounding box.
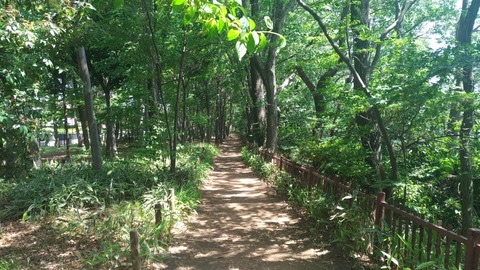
[160,136,367,270]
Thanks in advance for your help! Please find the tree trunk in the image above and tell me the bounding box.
[103,85,115,158]
[142,0,174,171]
[215,79,224,145]
[171,27,188,174]
[61,74,70,159]
[76,46,103,171]
[251,0,296,153]
[264,68,278,153]
[249,60,266,145]
[53,122,59,147]
[74,114,82,148]
[205,82,212,143]
[181,78,188,144]
[77,105,90,149]
[296,65,339,137]
[456,0,480,234]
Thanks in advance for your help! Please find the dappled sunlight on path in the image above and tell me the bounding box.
[161,136,357,270]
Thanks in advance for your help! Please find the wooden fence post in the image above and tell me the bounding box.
[155,203,163,242]
[333,176,340,200]
[155,203,163,226]
[168,188,175,211]
[465,228,480,270]
[279,156,283,170]
[130,230,141,270]
[307,167,313,189]
[374,192,386,256]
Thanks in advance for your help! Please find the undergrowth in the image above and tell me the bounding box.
[0,143,218,269]
[241,146,465,270]
[242,147,380,269]
[241,146,334,228]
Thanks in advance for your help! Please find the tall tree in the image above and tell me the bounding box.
[76,47,103,171]
[251,0,297,153]
[455,0,480,234]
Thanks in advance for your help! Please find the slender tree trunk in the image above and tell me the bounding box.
[205,82,212,143]
[264,69,278,153]
[61,74,70,159]
[77,105,90,149]
[103,85,115,158]
[215,80,224,145]
[53,122,59,147]
[172,27,188,174]
[74,113,82,148]
[76,47,102,171]
[181,78,187,144]
[249,60,266,145]
[227,96,234,136]
[142,0,173,171]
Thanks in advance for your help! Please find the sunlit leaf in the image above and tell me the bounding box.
[264,16,273,30]
[172,0,186,7]
[227,29,241,41]
[217,18,225,33]
[257,32,267,51]
[235,40,247,60]
[240,16,249,31]
[279,35,286,48]
[184,6,196,23]
[249,18,256,31]
[246,33,256,53]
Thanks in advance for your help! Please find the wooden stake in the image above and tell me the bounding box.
[130,230,141,270]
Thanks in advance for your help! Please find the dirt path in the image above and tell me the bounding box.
[162,136,361,270]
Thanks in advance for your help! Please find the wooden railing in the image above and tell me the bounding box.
[253,147,480,269]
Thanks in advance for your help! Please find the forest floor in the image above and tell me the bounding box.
[0,136,372,269]
[158,136,370,270]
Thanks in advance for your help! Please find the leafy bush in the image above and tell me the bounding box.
[293,138,371,188]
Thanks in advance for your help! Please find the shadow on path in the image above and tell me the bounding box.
[162,136,360,270]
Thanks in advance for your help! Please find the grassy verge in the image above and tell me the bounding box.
[0,143,218,269]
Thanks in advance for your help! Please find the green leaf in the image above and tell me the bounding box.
[217,18,225,33]
[172,3,184,12]
[113,0,124,9]
[257,32,267,51]
[246,33,256,53]
[172,0,186,7]
[235,40,247,61]
[240,16,250,31]
[184,6,196,23]
[264,16,273,30]
[249,18,256,31]
[227,29,241,41]
[279,35,286,49]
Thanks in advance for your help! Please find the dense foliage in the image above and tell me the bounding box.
[1,0,480,267]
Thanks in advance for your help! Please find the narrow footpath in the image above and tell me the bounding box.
[162,136,362,270]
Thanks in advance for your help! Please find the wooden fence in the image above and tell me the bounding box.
[253,147,480,269]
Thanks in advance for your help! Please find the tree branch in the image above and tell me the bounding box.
[370,0,417,71]
[296,0,368,91]
[295,66,315,92]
